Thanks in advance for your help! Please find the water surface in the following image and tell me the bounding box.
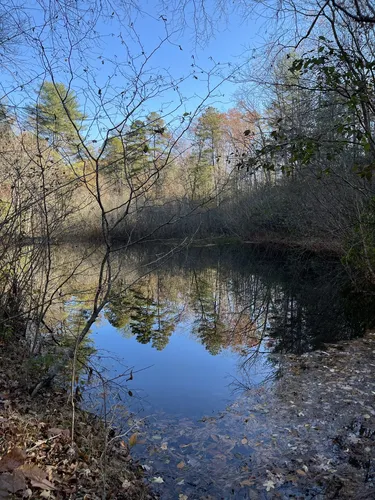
[62,245,374,498]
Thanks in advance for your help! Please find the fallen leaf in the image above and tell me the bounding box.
[241,438,248,445]
[0,448,27,472]
[240,479,254,487]
[263,480,275,491]
[129,433,138,447]
[0,470,26,493]
[30,478,55,490]
[177,461,185,469]
[296,469,306,476]
[40,491,51,499]
[47,427,70,438]
[179,495,188,500]
[161,442,168,451]
[151,476,164,483]
[20,464,47,481]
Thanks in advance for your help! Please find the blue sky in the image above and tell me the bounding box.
[98,0,265,111]
[1,0,267,138]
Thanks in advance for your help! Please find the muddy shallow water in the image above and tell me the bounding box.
[74,245,375,498]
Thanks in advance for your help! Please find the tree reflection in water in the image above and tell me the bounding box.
[44,244,375,402]
[102,245,375,367]
[41,244,375,499]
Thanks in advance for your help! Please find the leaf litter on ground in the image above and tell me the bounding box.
[0,338,155,499]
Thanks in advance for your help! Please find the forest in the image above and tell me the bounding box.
[1,0,375,498]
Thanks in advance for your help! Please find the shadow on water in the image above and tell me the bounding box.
[57,244,375,498]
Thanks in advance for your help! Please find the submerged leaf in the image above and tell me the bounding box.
[151,476,164,483]
[263,480,275,491]
[177,461,185,469]
[129,433,138,447]
[240,479,254,487]
[39,491,52,498]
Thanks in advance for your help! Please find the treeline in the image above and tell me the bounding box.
[1,64,375,282]
[115,8,375,285]
[0,83,257,237]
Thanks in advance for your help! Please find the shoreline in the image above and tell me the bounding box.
[0,335,155,499]
[54,232,343,258]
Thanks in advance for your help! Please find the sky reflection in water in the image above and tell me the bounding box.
[92,316,271,418]
[86,244,372,420]
[76,246,375,498]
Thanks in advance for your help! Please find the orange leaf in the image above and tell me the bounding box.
[177,461,185,469]
[128,433,138,447]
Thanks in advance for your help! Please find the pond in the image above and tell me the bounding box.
[58,244,375,498]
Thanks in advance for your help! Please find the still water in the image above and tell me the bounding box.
[69,244,374,498]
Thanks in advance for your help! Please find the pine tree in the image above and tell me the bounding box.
[28,81,85,148]
[189,107,224,201]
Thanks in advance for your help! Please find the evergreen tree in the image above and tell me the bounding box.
[28,81,85,147]
[145,112,169,160]
[189,107,224,201]
[103,114,172,194]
